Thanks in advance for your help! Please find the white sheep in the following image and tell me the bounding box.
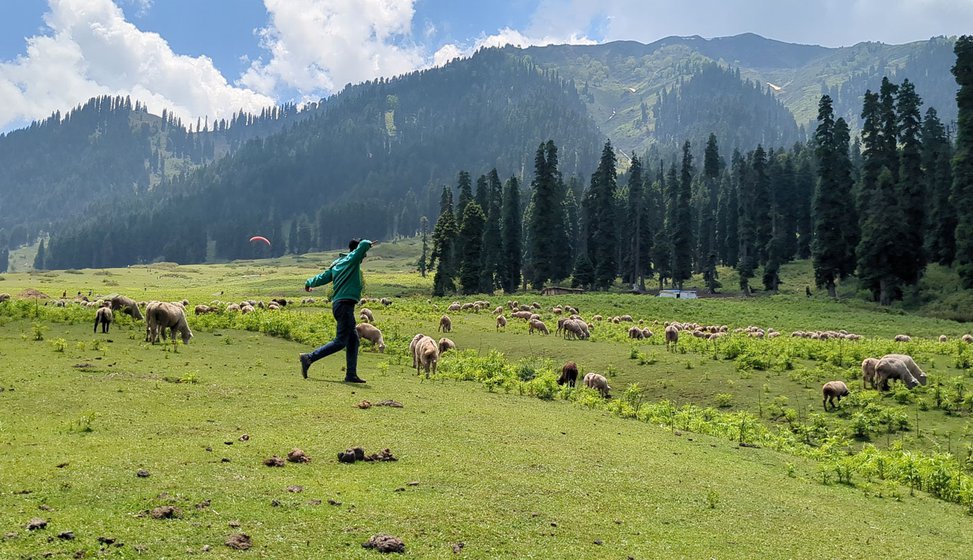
[528,319,549,335]
[438,337,456,354]
[94,305,113,333]
[894,334,912,342]
[496,315,507,331]
[145,301,193,345]
[414,335,439,377]
[359,307,374,323]
[962,334,973,344]
[861,357,879,389]
[409,334,425,368]
[583,372,611,398]
[356,323,386,352]
[665,325,679,351]
[822,381,849,410]
[438,315,452,333]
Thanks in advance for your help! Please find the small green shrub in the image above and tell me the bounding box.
[715,393,733,408]
[50,337,67,352]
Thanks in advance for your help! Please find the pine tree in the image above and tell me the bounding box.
[750,145,770,265]
[455,171,473,258]
[475,174,488,213]
[0,247,8,273]
[812,96,857,297]
[896,78,925,286]
[33,239,46,270]
[952,35,973,288]
[571,253,595,289]
[671,141,694,290]
[588,141,619,289]
[430,186,459,296]
[500,176,522,294]
[458,203,486,295]
[735,151,755,293]
[699,134,721,293]
[626,154,647,290]
[527,141,568,288]
[479,169,504,292]
[879,78,900,184]
[922,108,956,265]
[418,216,429,277]
[858,169,908,304]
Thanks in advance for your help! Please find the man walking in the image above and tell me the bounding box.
[300,238,372,383]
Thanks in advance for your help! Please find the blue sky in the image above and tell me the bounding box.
[0,0,969,132]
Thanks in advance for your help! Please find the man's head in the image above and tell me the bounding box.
[349,238,361,251]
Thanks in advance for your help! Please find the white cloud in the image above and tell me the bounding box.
[0,0,274,131]
[240,0,426,97]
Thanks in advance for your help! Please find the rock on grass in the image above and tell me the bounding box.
[362,534,405,553]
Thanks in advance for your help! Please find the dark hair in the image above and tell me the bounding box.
[348,238,361,251]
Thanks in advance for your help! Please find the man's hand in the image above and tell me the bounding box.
[304,286,312,292]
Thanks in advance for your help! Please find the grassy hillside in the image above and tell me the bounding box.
[1,242,972,557]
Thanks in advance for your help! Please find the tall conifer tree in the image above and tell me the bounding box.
[952,35,973,287]
[671,141,694,289]
[500,176,522,294]
[458,203,486,294]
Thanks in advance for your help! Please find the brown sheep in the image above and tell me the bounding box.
[861,358,879,389]
[496,315,507,331]
[582,372,611,398]
[94,305,113,333]
[558,362,579,387]
[528,319,549,335]
[447,302,461,312]
[664,325,679,351]
[561,319,588,340]
[511,310,533,320]
[438,315,452,333]
[145,301,193,345]
[628,326,644,340]
[110,295,144,321]
[409,334,425,368]
[822,381,849,410]
[380,297,392,306]
[962,334,973,344]
[0,293,10,303]
[894,334,912,342]
[359,307,374,323]
[355,323,386,352]
[438,337,456,354]
[194,304,212,315]
[414,335,439,377]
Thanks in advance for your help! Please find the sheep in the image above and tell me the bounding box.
[355,323,386,353]
[496,315,507,331]
[861,358,880,389]
[552,306,563,315]
[641,328,653,339]
[591,314,603,321]
[438,315,452,333]
[0,293,10,303]
[380,297,392,306]
[493,306,504,315]
[939,335,948,343]
[531,302,541,309]
[822,381,850,410]
[94,305,113,333]
[240,304,254,314]
[664,325,679,351]
[561,319,586,340]
[558,362,579,387]
[448,302,461,312]
[226,303,241,312]
[894,334,912,342]
[359,307,374,323]
[619,315,634,322]
[267,302,281,311]
[881,354,927,386]
[875,356,920,391]
[414,335,439,377]
[409,334,425,368]
[110,295,144,321]
[145,301,193,345]
[194,304,212,315]
[962,334,973,344]
[438,337,456,354]
[628,326,644,340]
[528,319,549,335]
[511,310,533,320]
[582,372,611,398]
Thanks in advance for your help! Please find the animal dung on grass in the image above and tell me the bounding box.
[26,518,47,531]
[338,447,396,464]
[149,506,181,519]
[225,533,253,550]
[362,534,405,553]
[287,448,311,463]
[263,456,286,467]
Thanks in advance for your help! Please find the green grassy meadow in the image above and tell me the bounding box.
[1,240,973,558]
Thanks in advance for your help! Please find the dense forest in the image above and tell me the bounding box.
[423,37,973,304]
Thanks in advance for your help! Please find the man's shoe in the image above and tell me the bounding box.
[299,353,311,379]
[344,376,367,384]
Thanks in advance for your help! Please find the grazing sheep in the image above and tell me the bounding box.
[962,334,973,344]
[939,335,948,343]
[528,319,549,335]
[240,304,254,314]
[664,325,679,351]
[558,362,579,387]
[94,305,113,333]
[359,308,374,323]
[531,302,541,309]
[110,295,144,321]
[591,314,603,321]
[0,293,10,303]
[355,323,386,353]
[894,334,912,342]
[380,297,392,306]
[561,319,587,340]
[881,354,927,386]
[438,337,456,354]
[861,358,880,389]
[822,381,850,410]
[582,372,611,398]
[414,336,439,377]
[628,326,644,340]
[145,301,193,345]
[448,302,461,312]
[194,304,212,315]
[496,315,507,331]
[565,306,579,315]
[409,334,425,368]
[438,315,452,333]
[493,306,504,315]
[511,310,533,320]
[642,328,653,339]
[875,356,920,391]
[552,306,563,315]
[226,303,241,312]
[619,315,634,322]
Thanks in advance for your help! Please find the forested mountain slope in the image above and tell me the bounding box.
[44,48,605,268]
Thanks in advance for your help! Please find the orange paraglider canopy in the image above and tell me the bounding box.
[249,235,271,246]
